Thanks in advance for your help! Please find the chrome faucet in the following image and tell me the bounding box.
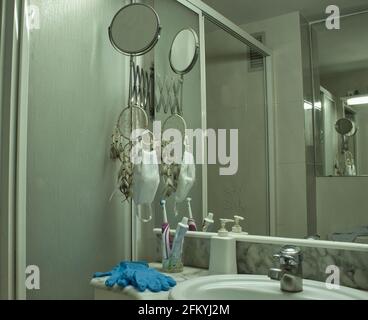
[268,245,303,293]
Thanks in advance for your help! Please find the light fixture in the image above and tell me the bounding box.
[346,95,368,106]
[314,102,322,110]
[303,101,321,111]
[304,101,313,110]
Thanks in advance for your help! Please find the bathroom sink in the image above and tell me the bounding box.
[169,275,368,300]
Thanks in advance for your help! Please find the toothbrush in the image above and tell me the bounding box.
[187,198,197,231]
[170,217,189,261]
[202,212,214,232]
[160,200,171,260]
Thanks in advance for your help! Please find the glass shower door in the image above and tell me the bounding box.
[205,19,270,235]
[25,0,132,299]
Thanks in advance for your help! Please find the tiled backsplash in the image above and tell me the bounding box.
[237,242,368,290]
[154,234,210,269]
[154,234,368,290]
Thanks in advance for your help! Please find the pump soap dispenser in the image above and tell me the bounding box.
[232,215,248,235]
[209,219,237,275]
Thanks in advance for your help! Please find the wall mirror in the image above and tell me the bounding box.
[335,118,357,137]
[169,28,199,75]
[311,12,368,177]
[109,3,161,56]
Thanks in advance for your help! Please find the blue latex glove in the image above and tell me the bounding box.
[93,261,149,288]
[93,261,176,292]
[131,268,177,292]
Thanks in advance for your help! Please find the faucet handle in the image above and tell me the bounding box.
[270,245,304,293]
[273,253,296,266]
[281,255,299,266]
[274,246,303,265]
[273,253,281,260]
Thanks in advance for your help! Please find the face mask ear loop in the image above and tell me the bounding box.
[174,201,179,217]
[135,204,153,223]
[141,130,155,152]
[184,135,190,153]
[109,188,118,202]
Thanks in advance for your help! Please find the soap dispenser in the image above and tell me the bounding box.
[209,219,237,275]
[232,215,248,235]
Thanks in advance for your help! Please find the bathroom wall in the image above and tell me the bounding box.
[244,12,310,238]
[316,178,368,240]
[26,0,131,299]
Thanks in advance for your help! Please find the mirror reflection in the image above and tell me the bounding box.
[109,3,161,56]
[312,12,368,177]
[170,28,199,75]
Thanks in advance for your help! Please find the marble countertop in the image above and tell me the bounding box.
[90,263,209,300]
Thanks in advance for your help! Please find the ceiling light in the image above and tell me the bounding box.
[304,101,313,110]
[347,95,368,106]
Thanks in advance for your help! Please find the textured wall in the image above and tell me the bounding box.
[27,0,131,299]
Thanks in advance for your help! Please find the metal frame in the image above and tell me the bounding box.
[0,0,27,300]
[265,56,276,236]
[169,28,200,75]
[108,3,161,56]
[184,0,272,56]
[15,0,29,300]
[177,0,275,233]
[199,12,208,220]
[310,9,368,25]
[153,228,368,252]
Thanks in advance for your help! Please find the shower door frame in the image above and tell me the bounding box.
[0,0,28,300]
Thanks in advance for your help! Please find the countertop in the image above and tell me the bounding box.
[90,263,209,300]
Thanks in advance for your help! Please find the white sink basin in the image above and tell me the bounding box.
[169,275,368,300]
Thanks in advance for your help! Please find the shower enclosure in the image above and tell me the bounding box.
[1,0,274,299]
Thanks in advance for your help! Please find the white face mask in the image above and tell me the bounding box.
[132,143,160,222]
[174,150,195,215]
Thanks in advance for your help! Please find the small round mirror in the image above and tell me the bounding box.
[335,118,357,136]
[170,28,199,75]
[109,3,161,56]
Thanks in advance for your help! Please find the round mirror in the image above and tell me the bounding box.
[335,118,357,136]
[108,3,161,56]
[170,28,199,75]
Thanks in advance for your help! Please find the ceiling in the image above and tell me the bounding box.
[202,1,368,76]
[202,0,368,25]
[314,13,368,76]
